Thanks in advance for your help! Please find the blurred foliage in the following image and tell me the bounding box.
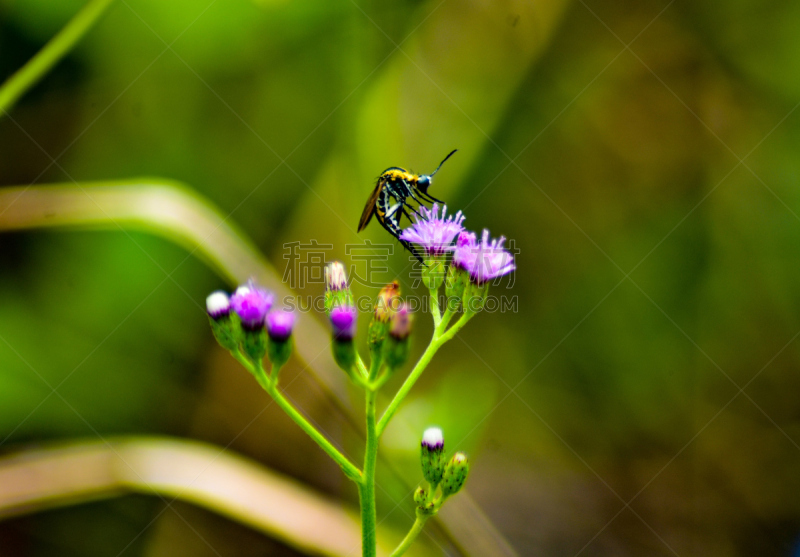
[2,0,800,555]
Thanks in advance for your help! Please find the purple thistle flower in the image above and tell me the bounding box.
[451,230,477,271]
[206,291,231,320]
[453,229,515,285]
[330,305,357,341]
[266,310,295,342]
[230,281,274,330]
[399,204,465,256]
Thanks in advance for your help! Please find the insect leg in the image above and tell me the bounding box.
[418,190,444,204]
[385,201,402,220]
[401,239,425,265]
[401,206,417,223]
[406,185,427,206]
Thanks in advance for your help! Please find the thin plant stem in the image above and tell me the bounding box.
[390,515,429,557]
[266,382,363,482]
[429,287,442,329]
[0,0,116,114]
[356,353,370,377]
[438,305,455,332]
[375,299,474,437]
[238,356,362,481]
[360,389,379,557]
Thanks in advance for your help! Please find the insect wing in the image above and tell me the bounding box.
[358,179,383,232]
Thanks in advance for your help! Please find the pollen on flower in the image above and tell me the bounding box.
[399,204,465,256]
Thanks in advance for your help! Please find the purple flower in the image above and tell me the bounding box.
[230,281,274,330]
[389,303,412,339]
[266,310,295,342]
[453,229,515,285]
[206,291,231,319]
[399,204,465,256]
[451,230,477,271]
[330,306,357,341]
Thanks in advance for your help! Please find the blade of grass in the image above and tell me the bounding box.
[0,437,415,557]
[0,0,116,115]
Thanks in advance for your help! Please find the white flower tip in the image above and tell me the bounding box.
[206,291,230,315]
[233,285,251,297]
[422,427,444,448]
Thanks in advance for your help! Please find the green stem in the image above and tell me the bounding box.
[356,352,370,378]
[390,515,429,557]
[429,288,442,330]
[376,310,474,437]
[266,383,362,481]
[0,0,116,114]
[360,389,378,557]
[237,356,361,482]
[438,306,455,332]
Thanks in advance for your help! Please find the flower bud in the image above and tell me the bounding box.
[206,291,231,320]
[413,485,427,506]
[413,485,435,514]
[368,281,400,363]
[422,255,447,290]
[373,281,400,324]
[330,306,357,372]
[230,282,273,363]
[266,310,295,370]
[389,303,412,340]
[420,427,446,487]
[324,261,353,315]
[462,281,489,315]
[445,263,468,312]
[383,303,412,370]
[206,291,241,351]
[330,305,357,341]
[441,452,469,498]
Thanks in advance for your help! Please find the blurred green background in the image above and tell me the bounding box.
[2,0,800,555]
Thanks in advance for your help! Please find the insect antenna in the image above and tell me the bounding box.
[429,149,458,177]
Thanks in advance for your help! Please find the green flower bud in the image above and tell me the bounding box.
[445,264,468,312]
[441,452,469,498]
[368,281,400,362]
[206,291,241,351]
[242,327,267,363]
[413,486,427,506]
[330,306,357,375]
[422,254,447,290]
[413,485,435,515]
[420,427,446,487]
[333,339,356,371]
[462,281,489,315]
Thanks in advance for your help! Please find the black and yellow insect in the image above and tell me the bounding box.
[358,149,457,263]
